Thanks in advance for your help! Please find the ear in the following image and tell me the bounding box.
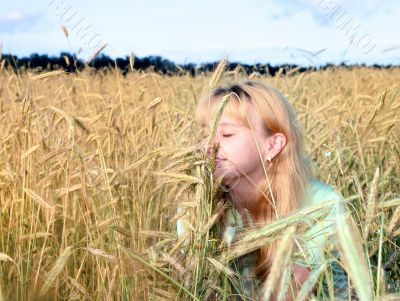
[263,133,287,161]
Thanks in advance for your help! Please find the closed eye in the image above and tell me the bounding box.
[222,134,233,137]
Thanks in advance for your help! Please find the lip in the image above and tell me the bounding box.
[207,155,225,161]
[215,158,225,166]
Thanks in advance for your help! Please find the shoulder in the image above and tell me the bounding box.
[295,179,348,265]
[302,178,345,213]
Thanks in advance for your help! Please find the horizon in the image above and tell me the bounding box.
[3,51,399,68]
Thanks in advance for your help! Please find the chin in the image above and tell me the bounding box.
[213,168,241,190]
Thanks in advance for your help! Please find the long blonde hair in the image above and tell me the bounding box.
[195,80,315,281]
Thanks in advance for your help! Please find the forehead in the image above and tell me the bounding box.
[196,90,266,131]
[204,106,264,131]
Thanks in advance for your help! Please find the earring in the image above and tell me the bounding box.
[267,155,272,162]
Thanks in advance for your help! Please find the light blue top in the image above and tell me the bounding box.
[176,178,351,300]
[177,178,345,256]
[295,178,346,266]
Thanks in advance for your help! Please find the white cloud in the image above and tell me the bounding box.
[0,10,43,32]
[1,10,24,21]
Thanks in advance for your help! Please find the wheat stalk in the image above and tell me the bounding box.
[130,51,135,72]
[262,226,296,301]
[336,213,373,301]
[40,246,74,296]
[209,58,228,89]
[387,205,400,236]
[364,167,380,240]
[61,26,69,38]
[87,43,108,64]
[363,89,387,130]
[30,70,65,80]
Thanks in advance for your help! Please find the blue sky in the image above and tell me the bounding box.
[1,0,399,66]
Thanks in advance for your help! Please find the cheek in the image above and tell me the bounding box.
[225,136,261,166]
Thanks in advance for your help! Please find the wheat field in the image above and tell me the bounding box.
[0,64,399,300]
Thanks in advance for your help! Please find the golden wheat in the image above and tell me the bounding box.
[0,65,398,300]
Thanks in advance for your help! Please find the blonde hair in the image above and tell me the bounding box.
[195,80,315,281]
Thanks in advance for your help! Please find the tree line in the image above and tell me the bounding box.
[1,52,395,76]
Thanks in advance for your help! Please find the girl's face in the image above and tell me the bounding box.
[204,105,268,186]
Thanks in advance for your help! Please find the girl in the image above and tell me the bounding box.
[177,80,356,300]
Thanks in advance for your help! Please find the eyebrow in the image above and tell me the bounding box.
[201,122,240,129]
[218,122,239,127]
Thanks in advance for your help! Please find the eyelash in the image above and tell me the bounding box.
[222,134,233,137]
